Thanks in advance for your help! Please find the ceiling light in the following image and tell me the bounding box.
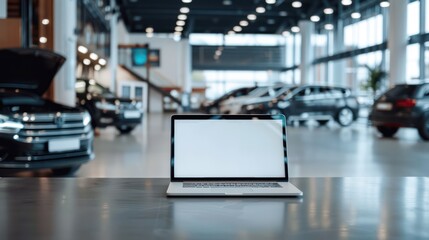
[41,19,49,25]
[175,26,183,31]
[146,32,154,38]
[90,53,98,60]
[292,1,302,8]
[83,59,91,65]
[239,20,249,27]
[247,14,257,21]
[178,14,187,20]
[182,0,192,3]
[94,64,101,71]
[310,15,320,22]
[291,26,300,33]
[351,12,361,19]
[99,58,107,65]
[324,8,334,14]
[341,0,352,6]
[223,0,232,5]
[256,7,265,13]
[266,0,276,4]
[145,27,154,33]
[180,7,190,13]
[324,23,334,30]
[39,37,47,43]
[228,30,235,35]
[78,46,88,54]
[380,1,390,8]
[173,35,181,42]
[282,31,290,37]
[233,26,242,32]
[177,20,186,26]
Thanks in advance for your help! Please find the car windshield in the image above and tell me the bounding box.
[247,87,269,97]
[383,85,418,99]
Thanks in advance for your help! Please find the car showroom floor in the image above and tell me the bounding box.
[5,112,427,178]
[73,113,429,178]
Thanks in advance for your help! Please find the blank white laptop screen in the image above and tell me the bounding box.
[174,119,286,178]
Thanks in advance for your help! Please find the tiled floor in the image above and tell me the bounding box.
[76,113,429,178]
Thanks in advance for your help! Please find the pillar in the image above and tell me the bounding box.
[53,0,77,107]
[333,19,345,86]
[388,0,408,86]
[299,21,314,85]
[180,39,192,111]
[110,0,118,93]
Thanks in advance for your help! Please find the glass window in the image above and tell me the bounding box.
[135,87,143,100]
[408,1,420,36]
[425,42,429,79]
[406,44,420,81]
[294,34,301,66]
[285,35,294,67]
[122,86,131,98]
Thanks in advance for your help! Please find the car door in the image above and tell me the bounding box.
[288,87,317,116]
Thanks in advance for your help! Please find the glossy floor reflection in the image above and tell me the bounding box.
[76,113,428,178]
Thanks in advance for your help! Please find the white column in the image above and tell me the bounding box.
[388,0,408,86]
[333,20,345,86]
[299,21,314,85]
[180,39,192,111]
[109,0,118,93]
[53,0,77,107]
[0,0,6,18]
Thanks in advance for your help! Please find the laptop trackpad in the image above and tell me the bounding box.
[224,189,254,195]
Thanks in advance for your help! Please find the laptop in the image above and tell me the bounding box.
[166,114,303,197]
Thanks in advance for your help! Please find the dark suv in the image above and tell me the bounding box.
[200,86,257,114]
[0,48,94,175]
[76,79,143,134]
[369,83,429,140]
[244,85,360,126]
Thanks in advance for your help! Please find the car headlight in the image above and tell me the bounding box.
[83,111,91,126]
[134,101,143,109]
[0,114,24,134]
[95,101,117,111]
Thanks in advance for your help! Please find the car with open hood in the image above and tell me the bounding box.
[0,48,94,175]
[75,79,143,134]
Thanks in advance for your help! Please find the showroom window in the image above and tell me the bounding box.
[407,44,420,81]
[408,0,420,36]
[343,14,383,50]
[189,34,285,46]
[285,34,294,67]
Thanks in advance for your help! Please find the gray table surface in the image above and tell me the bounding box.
[0,177,428,240]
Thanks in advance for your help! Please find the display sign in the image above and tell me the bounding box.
[132,48,160,67]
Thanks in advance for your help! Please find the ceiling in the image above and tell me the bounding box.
[116,0,374,37]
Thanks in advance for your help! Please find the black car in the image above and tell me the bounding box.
[369,83,429,140]
[0,48,94,175]
[200,86,257,114]
[244,85,360,126]
[76,79,143,134]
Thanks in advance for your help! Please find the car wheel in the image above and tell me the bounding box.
[335,107,355,126]
[417,114,429,141]
[317,120,329,126]
[51,165,81,176]
[116,125,135,134]
[376,126,399,138]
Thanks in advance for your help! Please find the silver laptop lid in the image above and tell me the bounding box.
[170,115,289,182]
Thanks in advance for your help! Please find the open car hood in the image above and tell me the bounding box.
[0,48,65,95]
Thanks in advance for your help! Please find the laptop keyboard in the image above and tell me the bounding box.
[183,182,282,188]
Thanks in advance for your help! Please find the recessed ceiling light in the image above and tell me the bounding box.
[239,20,249,26]
[247,14,257,21]
[351,12,361,19]
[310,15,320,22]
[266,0,276,4]
[282,31,290,36]
[292,1,302,8]
[94,64,101,71]
[175,26,183,32]
[99,58,107,65]
[90,53,98,60]
[173,35,181,42]
[180,7,190,13]
[182,0,192,3]
[223,0,232,5]
[176,20,185,26]
[146,32,154,38]
[41,19,49,25]
[324,23,334,30]
[174,32,182,36]
[178,14,187,20]
[380,1,390,8]
[78,46,88,54]
[228,30,235,35]
[324,8,334,14]
[233,26,242,32]
[341,0,352,6]
[83,59,91,65]
[291,26,300,33]
[145,27,154,33]
[256,7,266,13]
